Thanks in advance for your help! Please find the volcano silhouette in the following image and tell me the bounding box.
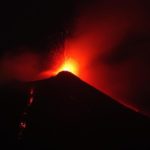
[0,71,150,149]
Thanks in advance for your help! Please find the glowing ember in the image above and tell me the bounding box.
[19,122,27,129]
[28,97,34,106]
[30,88,34,95]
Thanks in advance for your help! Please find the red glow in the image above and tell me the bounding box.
[30,88,34,95]
[28,97,34,105]
[19,122,26,129]
[28,88,34,106]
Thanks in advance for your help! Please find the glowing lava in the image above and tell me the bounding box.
[56,58,79,75]
[38,57,79,80]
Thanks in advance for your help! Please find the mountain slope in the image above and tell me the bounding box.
[0,71,150,149]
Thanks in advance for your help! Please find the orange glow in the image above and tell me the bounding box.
[37,57,79,80]
[56,58,79,75]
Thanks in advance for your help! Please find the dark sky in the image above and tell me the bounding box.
[0,1,76,54]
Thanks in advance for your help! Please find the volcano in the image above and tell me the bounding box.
[0,71,150,149]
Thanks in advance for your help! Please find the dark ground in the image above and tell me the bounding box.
[0,72,150,149]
